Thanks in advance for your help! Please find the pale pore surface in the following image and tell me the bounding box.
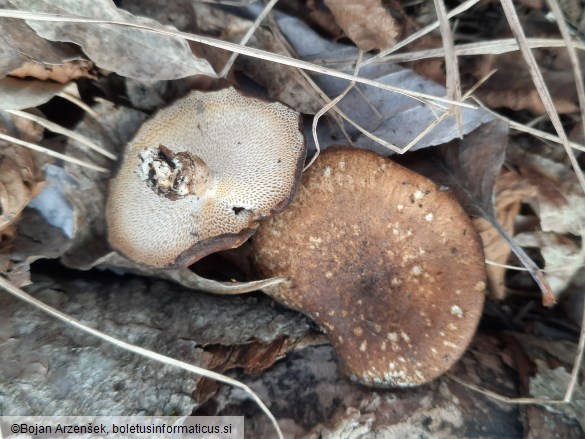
[107,87,305,267]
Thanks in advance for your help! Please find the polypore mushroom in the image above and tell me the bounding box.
[252,147,486,387]
[106,87,305,268]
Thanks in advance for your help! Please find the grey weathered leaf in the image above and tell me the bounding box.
[0,0,86,78]
[274,14,494,154]
[0,77,66,110]
[8,0,216,81]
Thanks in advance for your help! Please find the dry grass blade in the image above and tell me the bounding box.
[546,0,585,153]
[433,0,463,135]
[447,373,566,405]
[306,50,364,171]
[376,38,584,63]
[218,0,280,78]
[0,9,475,110]
[500,0,585,403]
[363,0,481,66]
[474,99,585,152]
[57,90,100,120]
[6,109,117,160]
[0,132,108,173]
[0,276,284,439]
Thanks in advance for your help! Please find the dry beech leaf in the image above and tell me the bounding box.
[515,232,585,294]
[473,52,580,114]
[9,0,216,81]
[0,76,66,110]
[324,0,399,51]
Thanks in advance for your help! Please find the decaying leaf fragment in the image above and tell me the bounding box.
[324,0,399,51]
[0,113,45,233]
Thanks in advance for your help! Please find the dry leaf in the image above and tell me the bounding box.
[276,15,494,153]
[10,0,216,81]
[473,172,539,299]
[515,232,585,295]
[0,3,88,79]
[0,140,43,232]
[324,0,399,51]
[0,76,66,110]
[9,59,94,83]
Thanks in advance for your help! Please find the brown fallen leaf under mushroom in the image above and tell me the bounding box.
[106,87,306,268]
[251,147,486,387]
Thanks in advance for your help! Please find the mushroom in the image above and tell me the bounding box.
[251,147,486,387]
[106,87,306,268]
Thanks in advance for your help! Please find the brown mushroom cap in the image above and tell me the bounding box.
[107,87,306,268]
[252,147,486,387]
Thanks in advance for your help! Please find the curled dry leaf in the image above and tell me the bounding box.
[473,171,539,300]
[324,0,399,51]
[10,0,216,81]
[9,59,94,83]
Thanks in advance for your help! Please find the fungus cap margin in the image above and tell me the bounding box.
[252,147,486,387]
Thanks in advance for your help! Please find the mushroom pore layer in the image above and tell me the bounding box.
[107,87,306,268]
[252,147,486,387]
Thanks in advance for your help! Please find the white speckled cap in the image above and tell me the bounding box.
[107,87,306,268]
[252,147,486,387]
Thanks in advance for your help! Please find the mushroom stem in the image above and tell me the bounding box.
[138,144,213,199]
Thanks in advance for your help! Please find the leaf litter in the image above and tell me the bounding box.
[0,0,584,437]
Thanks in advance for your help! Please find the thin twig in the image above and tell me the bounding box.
[0,276,284,439]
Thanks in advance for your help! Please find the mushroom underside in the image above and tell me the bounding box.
[106,87,306,268]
